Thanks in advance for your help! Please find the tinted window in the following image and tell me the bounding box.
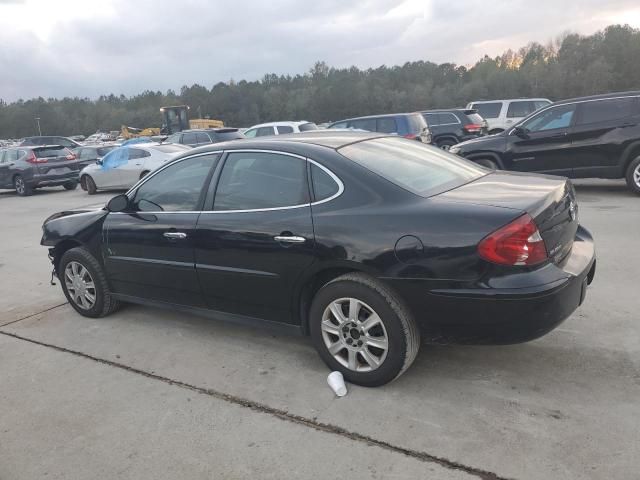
[35,146,67,158]
[133,154,217,211]
[376,117,397,133]
[79,148,95,160]
[577,97,635,125]
[213,131,244,142]
[5,150,18,161]
[439,113,459,124]
[97,146,116,156]
[196,132,211,144]
[255,127,275,137]
[166,133,181,143]
[214,152,309,211]
[298,122,318,132]
[127,148,150,159]
[243,128,257,138]
[472,103,502,119]
[182,132,198,145]
[423,113,440,126]
[507,101,535,118]
[521,104,576,132]
[350,118,377,131]
[277,125,294,134]
[311,163,340,201]
[329,122,348,129]
[339,137,485,197]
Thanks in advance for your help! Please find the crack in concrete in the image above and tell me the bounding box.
[0,302,67,328]
[0,328,513,480]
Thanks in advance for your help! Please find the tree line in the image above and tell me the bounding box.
[1,24,639,138]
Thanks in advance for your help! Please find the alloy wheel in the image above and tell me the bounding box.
[64,261,97,310]
[14,177,25,194]
[634,163,640,188]
[321,297,389,372]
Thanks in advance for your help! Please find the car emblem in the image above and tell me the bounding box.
[569,201,577,221]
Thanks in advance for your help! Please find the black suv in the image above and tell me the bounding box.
[21,136,82,149]
[450,91,640,194]
[164,128,245,148]
[0,145,80,196]
[328,113,432,143]
[422,109,488,149]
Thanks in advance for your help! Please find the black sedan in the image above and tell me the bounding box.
[41,132,596,386]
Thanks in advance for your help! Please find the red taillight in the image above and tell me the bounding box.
[25,152,47,164]
[404,133,417,140]
[478,214,547,266]
[463,123,483,133]
[66,153,76,161]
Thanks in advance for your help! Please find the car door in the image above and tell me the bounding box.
[103,153,220,306]
[115,148,151,187]
[568,96,639,178]
[507,103,577,176]
[194,150,316,324]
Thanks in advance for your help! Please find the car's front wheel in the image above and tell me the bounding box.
[309,273,420,387]
[59,247,120,318]
[625,156,640,195]
[83,175,97,195]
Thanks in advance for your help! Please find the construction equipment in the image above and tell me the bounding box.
[120,125,161,140]
[119,105,224,140]
[189,118,224,129]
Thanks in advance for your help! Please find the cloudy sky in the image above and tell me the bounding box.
[1,0,639,101]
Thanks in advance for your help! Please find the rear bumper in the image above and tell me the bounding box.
[30,171,79,187]
[389,225,596,345]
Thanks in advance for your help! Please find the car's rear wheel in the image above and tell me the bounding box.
[625,156,640,195]
[436,139,457,151]
[14,175,33,196]
[84,175,97,195]
[309,273,420,387]
[59,247,120,318]
[63,181,78,191]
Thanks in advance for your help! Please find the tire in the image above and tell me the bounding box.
[436,139,457,151]
[84,175,97,195]
[63,181,78,191]
[475,158,498,170]
[309,273,420,387]
[625,156,640,195]
[14,175,33,196]
[59,247,121,318]
[140,170,150,180]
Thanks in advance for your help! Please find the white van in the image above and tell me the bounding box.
[466,98,551,134]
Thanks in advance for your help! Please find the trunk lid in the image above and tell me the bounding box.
[34,146,79,174]
[438,171,579,264]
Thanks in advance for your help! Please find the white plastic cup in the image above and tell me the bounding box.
[327,371,347,397]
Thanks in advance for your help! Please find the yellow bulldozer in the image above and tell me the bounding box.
[120,105,224,140]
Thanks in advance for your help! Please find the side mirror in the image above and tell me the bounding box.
[106,194,129,213]
[512,126,528,138]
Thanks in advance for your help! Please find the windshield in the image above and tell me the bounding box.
[339,137,486,197]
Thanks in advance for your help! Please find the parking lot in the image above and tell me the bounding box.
[0,181,638,480]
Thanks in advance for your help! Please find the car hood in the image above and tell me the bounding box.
[455,131,507,152]
[41,207,108,246]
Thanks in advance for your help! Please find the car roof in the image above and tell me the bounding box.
[468,98,551,103]
[333,112,420,122]
[181,128,239,133]
[552,90,640,106]
[247,121,314,129]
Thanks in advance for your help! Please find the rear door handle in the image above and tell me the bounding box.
[163,232,187,239]
[273,235,306,244]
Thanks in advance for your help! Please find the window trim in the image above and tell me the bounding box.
[121,149,344,214]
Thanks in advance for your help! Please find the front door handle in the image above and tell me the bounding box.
[163,232,187,239]
[273,235,306,244]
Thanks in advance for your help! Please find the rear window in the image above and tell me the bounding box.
[472,103,502,119]
[150,144,189,154]
[465,112,485,124]
[213,131,245,142]
[339,137,485,197]
[35,146,68,158]
[298,122,318,132]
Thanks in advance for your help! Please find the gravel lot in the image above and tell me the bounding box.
[1,180,638,480]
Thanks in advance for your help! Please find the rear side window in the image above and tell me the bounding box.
[423,113,440,126]
[214,152,309,211]
[5,150,18,161]
[507,101,536,118]
[298,123,318,132]
[472,103,502,119]
[577,97,636,125]
[133,154,218,212]
[439,113,459,124]
[255,127,275,137]
[196,132,211,144]
[97,146,116,156]
[339,137,485,197]
[277,125,294,134]
[350,118,376,132]
[182,132,198,144]
[127,148,151,159]
[311,163,340,201]
[377,117,397,133]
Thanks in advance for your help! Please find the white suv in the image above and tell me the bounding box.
[466,98,551,134]
[244,121,318,138]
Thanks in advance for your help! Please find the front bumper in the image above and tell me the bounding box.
[390,225,596,345]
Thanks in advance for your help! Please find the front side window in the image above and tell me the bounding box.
[507,101,535,118]
[214,152,309,211]
[350,118,376,132]
[339,137,485,197]
[521,104,576,132]
[277,125,294,134]
[196,132,211,144]
[182,132,198,145]
[472,103,502,119]
[132,154,218,212]
[243,128,257,138]
[577,97,636,125]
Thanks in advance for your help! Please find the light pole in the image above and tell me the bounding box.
[35,117,42,136]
